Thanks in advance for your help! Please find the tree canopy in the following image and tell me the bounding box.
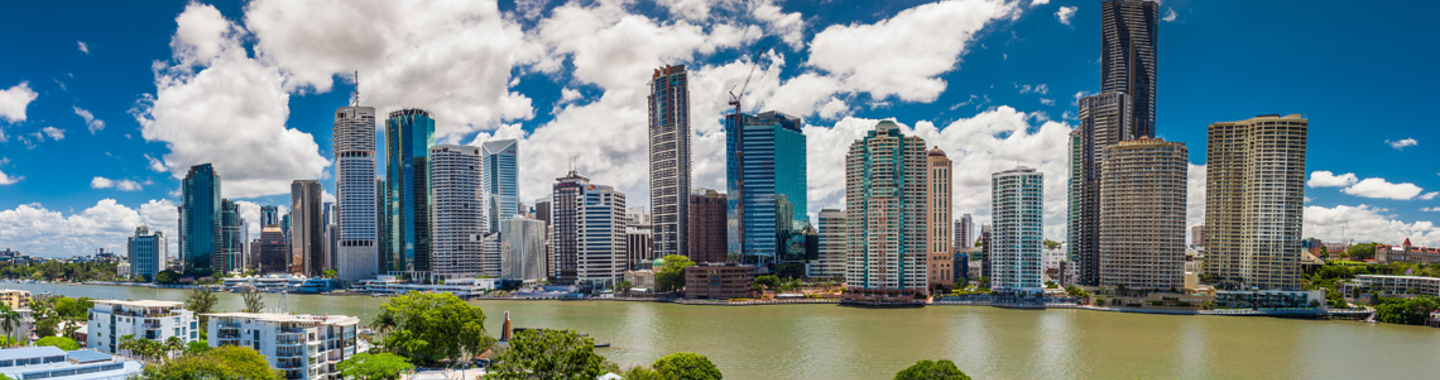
[894,359,971,380]
[372,291,490,365]
[186,288,218,328]
[139,346,283,380]
[337,352,414,380]
[34,336,79,350]
[487,329,605,380]
[652,352,723,380]
[655,254,697,293]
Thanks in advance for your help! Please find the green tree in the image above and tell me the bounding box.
[155,270,181,284]
[53,297,92,320]
[655,254,697,293]
[164,336,185,360]
[140,346,283,380]
[186,287,219,329]
[34,336,80,350]
[337,352,415,380]
[622,366,665,380]
[242,290,265,313]
[1348,243,1377,260]
[185,340,212,355]
[0,304,21,347]
[323,269,338,279]
[894,359,971,380]
[1043,239,1063,250]
[1374,296,1440,325]
[372,291,490,366]
[754,275,780,289]
[652,352,723,380]
[487,329,605,380]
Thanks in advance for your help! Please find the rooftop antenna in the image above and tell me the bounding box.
[350,71,360,107]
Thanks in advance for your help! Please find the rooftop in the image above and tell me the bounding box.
[0,346,64,362]
[91,299,183,308]
[202,312,358,325]
[66,349,111,364]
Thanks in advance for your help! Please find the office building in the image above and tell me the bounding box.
[334,99,379,283]
[534,196,553,277]
[551,171,627,285]
[626,225,653,270]
[258,226,288,274]
[1099,138,1187,290]
[86,300,197,355]
[688,190,728,263]
[260,205,279,228]
[927,147,954,292]
[127,226,167,282]
[991,167,1044,294]
[955,214,973,250]
[481,233,502,278]
[384,108,436,276]
[501,218,547,285]
[429,145,483,281]
[684,263,755,300]
[845,121,929,295]
[481,140,520,234]
[220,199,245,273]
[810,209,846,280]
[291,180,325,277]
[1101,0,1159,138]
[205,313,358,380]
[0,346,142,380]
[1068,91,1132,286]
[180,163,221,276]
[649,64,691,260]
[725,111,808,266]
[1205,114,1307,290]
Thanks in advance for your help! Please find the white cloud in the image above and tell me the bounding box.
[0,199,179,257]
[90,177,144,191]
[143,154,167,172]
[750,0,806,49]
[1422,207,1440,212]
[1030,0,1050,6]
[41,127,64,141]
[1307,171,1358,188]
[1187,163,1206,242]
[1162,8,1177,22]
[1386,138,1417,150]
[77,41,89,54]
[1342,177,1425,200]
[1305,204,1440,246]
[72,106,106,133]
[0,170,19,185]
[1040,98,1054,105]
[1421,192,1439,200]
[0,82,38,123]
[558,88,582,103]
[1055,6,1077,26]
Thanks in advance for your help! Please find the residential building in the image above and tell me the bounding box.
[1191,225,1205,247]
[1098,138,1187,290]
[205,313,358,380]
[724,110,809,269]
[927,147,953,292]
[127,226,167,282]
[1340,274,1440,298]
[1101,0,1159,138]
[551,171,627,285]
[180,163,221,276]
[1068,91,1132,286]
[955,214,973,250]
[991,167,1044,294]
[501,218,547,285]
[845,121,929,295]
[684,263,755,300]
[258,226,288,274]
[384,108,436,276]
[0,347,142,380]
[649,64,692,261]
[1376,239,1440,264]
[809,209,846,280]
[334,100,379,283]
[688,190,728,263]
[291,180,325,277]
[220,199,245,273]
[0,290,29,310]
[86,300,197,355]
[429,145,483,282]
[1205,114,1307,290]
[481,139,520,234]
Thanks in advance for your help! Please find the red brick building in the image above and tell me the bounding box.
[684,263,754,300]
[688,190,728,264]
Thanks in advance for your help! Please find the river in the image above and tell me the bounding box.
[12,282,1439,379]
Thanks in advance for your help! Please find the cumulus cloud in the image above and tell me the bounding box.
[1307,171,1358,188]
[0,170,19,185]
[1422,207,1440,212]
[1030,0,1050,6]
[1162,8,1177,22]
[91,177,144,191]
[72,106,105,133]
[1386,138,1417,150]
[1342,178,1426,200]
[1305,204,1440,246]
[0,199,179,257]
[750,0,806,49]
[40,127,64,141]
[0,82,38,123]
[1421,192,1439,200]
[1055,6,1077,26]
[144,154,167,172]
[77,41,89,54]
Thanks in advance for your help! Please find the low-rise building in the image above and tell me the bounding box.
[1340,275,1440,298]
[1212,289,1324,310]
[684,263,755,300]
[205,313,360,380]
[0,347,142,380]
[357,276,498,297]
[86,300,197,354]
[1376,239,1440,265]
[623,270,656,291]
[0,289,31,310]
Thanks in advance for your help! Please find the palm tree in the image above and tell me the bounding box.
[118,334,137,359]
[0,304,20,348]
[164,336,184,361]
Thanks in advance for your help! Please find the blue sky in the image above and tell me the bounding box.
[0,0,1437,257]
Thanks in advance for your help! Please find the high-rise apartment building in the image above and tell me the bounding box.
[955,214,973,250]
[1205,114,1307,290]
[1099,138,1187,290]
[87,300,197,355]
[501,218,547,285]
[180,163,221,276]
[649,65,691,261]
[128,225,167,281]
[810,209,846,280]
[1068,91,1132,286]
[991,167,1044,294]
[290,180,325,276]
[927,148,953,292]
[725,111,808,266]
[429,145,483,281]
[258,226,288,274]
[552,171,627,285]
[1101,0,1159,138]
[481,140,519,234]
[688,190,728,263]
[845,121,929,295]
[334,100,379,283]
[384,109,436,276]
[220,199,245,273]
[1191,225,1205,247]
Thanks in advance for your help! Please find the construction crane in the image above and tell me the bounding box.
[727,45,768,265]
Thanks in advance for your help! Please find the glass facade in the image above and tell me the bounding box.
[481,139,519,234]
[384,109,436,275]
[181,163,221,276]
[726,111,808,266]
[220,199,245,273]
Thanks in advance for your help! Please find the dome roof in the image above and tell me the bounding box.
[927,146,947,157]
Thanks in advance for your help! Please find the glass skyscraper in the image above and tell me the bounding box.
[481,139,519,234]
[1101,0,1159,138]
[220,199,245,273]
[385,108,436,275]
[180,163,221,276]
[726,111,808,266]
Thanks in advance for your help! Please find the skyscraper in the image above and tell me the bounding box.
[1099,138,1187,290]
[429,145,483,282]
[811,209,846,280]
[1205,114,1307,290]
[128,225,167,282]
[649,64,691,260]
[180,163,221,276]
[385,108,436,276]
[1069,91,1132,286]
[991,167,1044,294]
[260,205,279,228]
[334,99,379,283]
[501,218,547,285]
[258,226,288,274]
[1101,0,1159,138]
[291,180,325,276]
[552,171,627,285]
[481,139,519,234]
[688,190,727,264]
[927,147,953,292]
[725,111,808,266]
[220,199,245,273]
[845,121,929,295]
[954,214,973,249]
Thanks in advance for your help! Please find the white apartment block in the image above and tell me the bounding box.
[991,167,1045,294]
[206,313,359,380]
[809,209,846,280]
[86,300,197,355]
[578,185,628,284]
[429,145,484,282]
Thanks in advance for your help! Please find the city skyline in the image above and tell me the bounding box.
[2,0,1440,257]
